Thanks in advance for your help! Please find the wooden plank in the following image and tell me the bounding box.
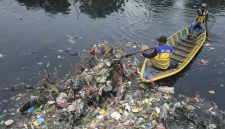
[173,46,191,53]
[177,44,192,50]
[173,49,188,56]
[181,39,196,45]
[179,42,195,48]
[187,35,197,41]
[171,54,184,62]
[173,51,187,58]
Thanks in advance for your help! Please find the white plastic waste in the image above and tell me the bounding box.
[157,86,175,94]
[111,112,121,120]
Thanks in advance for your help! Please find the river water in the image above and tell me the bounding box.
[0,0,225,110]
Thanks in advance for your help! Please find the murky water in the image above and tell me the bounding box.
[0,0,225,110]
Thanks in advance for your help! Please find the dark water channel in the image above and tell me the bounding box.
[0,0,225,110]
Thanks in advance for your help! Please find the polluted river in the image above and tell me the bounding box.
[0,0,225,128]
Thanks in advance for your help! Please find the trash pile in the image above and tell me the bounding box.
[2,42,225,129]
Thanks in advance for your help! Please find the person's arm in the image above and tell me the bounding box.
[141,48,157,59]
[205,11,208,21]
[197,9,203,16]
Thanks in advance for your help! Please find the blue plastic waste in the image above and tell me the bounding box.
[28,107,35,114]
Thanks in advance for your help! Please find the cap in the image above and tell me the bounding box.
[201,3,207,8]
[156,35,167,43]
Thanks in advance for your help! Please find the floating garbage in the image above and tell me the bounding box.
[198,59,209,65]
[33,115,44,127]
[57,50,64,53]
[57,55,64,59]
[4,119,13,126]
[37,62,43,66]
[208,90,216,94]
[65,50,79,56]
[66,34,78,44]
[56,92,68,108]
[204,43,211,47]
[209,47,216,50]
[46,61,50,68]
[0,54,3,58]
[5,41,225,129]
[157,86,175,94]
[110,112,121,120]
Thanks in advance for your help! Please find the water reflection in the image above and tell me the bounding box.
[135,0,175,18]
[139,0,174,6]
[16,0,71,14]
[16,0,127,18]
[75,0,126,18]
[185,0,225,13]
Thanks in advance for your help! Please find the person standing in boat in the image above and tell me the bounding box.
[196,3,208,36]
[141,35,177,70]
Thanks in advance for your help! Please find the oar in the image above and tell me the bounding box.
[124,47,153,58]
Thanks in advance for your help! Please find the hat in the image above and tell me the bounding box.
[201,3,207,8]
[156,35,167,43]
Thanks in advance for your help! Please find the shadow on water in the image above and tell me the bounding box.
[16,0,71,14]
[75,0,126,18]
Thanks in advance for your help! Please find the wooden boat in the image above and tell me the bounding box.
[140,23,207,82]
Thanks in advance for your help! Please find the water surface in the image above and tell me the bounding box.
[0,0,225,109]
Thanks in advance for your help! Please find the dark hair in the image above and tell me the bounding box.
[156,36,167,43]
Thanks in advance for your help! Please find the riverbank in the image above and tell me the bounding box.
[1,42,224,129]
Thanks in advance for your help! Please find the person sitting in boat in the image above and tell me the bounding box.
[141,36,177,70]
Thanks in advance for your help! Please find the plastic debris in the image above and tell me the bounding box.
[56,92,68,108]
[123,103,131,112]
[6,42,225,129]
[47,101,55,105]
[198,59,209,65]
[209,47,215,50]
[57,55,64,59]
[207,124,217,129]
[46,61,50,68]
[66,34,77,44]
[208,106,214,112]
[0,54,3,58]
[208,90,216,94]
[132,107,139,113]
[204,43,211,47]
[57,50,64,53]
[99,109,108,115]
[33,115,44,127]
[157,86,175,94]
[128,81,132,87]
[4,119,13,126]
[37,62,43,65]
[110,112,121,120]
[27,107,35,114]
[157,123,166,129]
[155,107,161,114]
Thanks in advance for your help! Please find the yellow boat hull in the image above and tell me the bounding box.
[140,23,207,82]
